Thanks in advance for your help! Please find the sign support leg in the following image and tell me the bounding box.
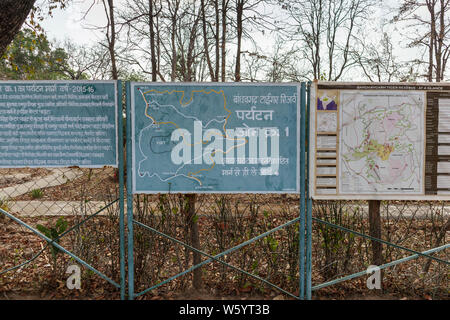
[306,82,312,300]
[187,193,202,290]
[299,83,306,299]
[117,80,126,300]
[126,82,135,300]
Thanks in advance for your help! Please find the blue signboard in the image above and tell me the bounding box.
[0,81,118,168]
[130,82,300,193]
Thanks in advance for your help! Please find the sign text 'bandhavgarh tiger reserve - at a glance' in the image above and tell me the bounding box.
[310,81,450,200]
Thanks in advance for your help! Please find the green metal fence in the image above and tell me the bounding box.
[0,80,127,299]
[124,82,310,300]
[1,81,448,300]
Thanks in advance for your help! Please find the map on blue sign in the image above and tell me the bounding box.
[131,83,300,194]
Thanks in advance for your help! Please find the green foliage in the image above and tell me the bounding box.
[315,201,361,279]
[26,0,70,39]
[30,188,44,199]
[264,235,279,252]
[0,199,10,212]
[0,28,72,80]
[36,217,68,258]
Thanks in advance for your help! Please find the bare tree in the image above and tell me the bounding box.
[168,0,181,81]
[102,0,119,80]
[57,40,114,80]
[264,37,306,82]
[279,0,375,81]
[199,0,235,82]
[234,0,244,81]
[232,0,279,82]
[240,51,266,81]
[221,0,231,81]
[118,0,165,80]
[147,0,158,81]
[119,0,206,81]
[393,0,450,82]
[201,0,279,82]
[352,31,421,82]
[76,0,126,80]
[200,0,217,81]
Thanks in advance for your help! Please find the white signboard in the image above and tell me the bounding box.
[310,81,450,200]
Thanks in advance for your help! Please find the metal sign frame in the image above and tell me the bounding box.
[310,81,450,201]
[0,80,126,299]
[129,81,301,194]
[2,80,447,301]
[307,81,449,299]
[125,81,310,300]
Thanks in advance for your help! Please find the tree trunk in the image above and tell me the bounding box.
[221,0,227,82]
[0,0,36,57]
[187,194,202,290]
[201,0,216,81]
[106,0,118,80]
[214,0,220,81]
[171,7,178,81]
[428,2,436,82]
[436,0,445,82]
[149,0,157,82]
[186,8,200,82]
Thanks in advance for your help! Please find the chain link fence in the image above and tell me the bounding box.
[0,167,121,299]
[311,200,449,299]
[131,195,449,299]
[1,167,448,299]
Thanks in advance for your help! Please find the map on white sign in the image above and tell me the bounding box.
[339,91,425,194]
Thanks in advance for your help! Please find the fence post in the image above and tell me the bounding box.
[306,82,312,300]
[117,80,126,300]
[126,81,135,300]
[299,82,306,299]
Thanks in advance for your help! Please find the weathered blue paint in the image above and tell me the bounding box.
[0,81,118,168]
[129,82,300,194]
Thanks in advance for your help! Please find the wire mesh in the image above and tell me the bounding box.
[131,193,301,298]
[0,167,121,299]
[311,200,449,299]
[131,195,449,299]
[1,166,448,299]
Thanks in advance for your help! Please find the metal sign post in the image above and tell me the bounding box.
[126,81,135,300]
[307,81,450,298]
